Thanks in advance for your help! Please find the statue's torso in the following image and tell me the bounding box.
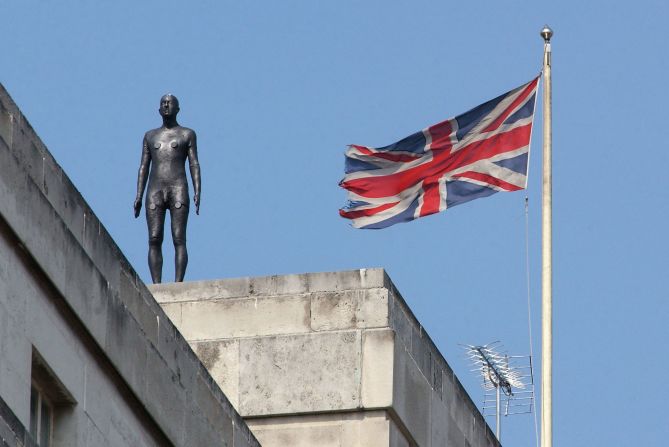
[145,126,194,208]
[146,127,193,186]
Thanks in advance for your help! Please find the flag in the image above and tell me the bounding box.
[339,76,539,229]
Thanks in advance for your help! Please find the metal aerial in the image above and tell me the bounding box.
[464,342,535,444]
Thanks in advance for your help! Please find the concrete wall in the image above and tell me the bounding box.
[151,269,500,447]
[248,411,408,447]
[0,84,259,447]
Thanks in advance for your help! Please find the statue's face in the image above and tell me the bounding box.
[159,95,180,117]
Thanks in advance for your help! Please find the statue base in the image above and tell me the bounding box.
[150,269,499,447]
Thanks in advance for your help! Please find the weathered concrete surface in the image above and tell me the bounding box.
[247,411,404,447]
[239,330,362,415]
[0,83,259,446]
[151,269,500,447]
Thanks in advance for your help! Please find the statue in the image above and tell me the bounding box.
[134,94,201,283]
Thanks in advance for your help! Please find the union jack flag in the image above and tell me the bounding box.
[339,76,539,229]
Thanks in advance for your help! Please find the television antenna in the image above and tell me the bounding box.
[464,341,534,443]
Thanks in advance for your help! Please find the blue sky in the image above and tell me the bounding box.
[2,1,668,445]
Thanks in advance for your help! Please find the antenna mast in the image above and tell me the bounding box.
[465,342,535,443]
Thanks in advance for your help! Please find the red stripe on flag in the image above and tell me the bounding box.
[452,171,523,191]
[439,124,532,173]
[339,201,398,219]
[426,119,455,151]
[481,78,538,134]
[418,176,442,217]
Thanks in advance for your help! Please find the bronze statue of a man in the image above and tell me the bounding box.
[134,94,201,283]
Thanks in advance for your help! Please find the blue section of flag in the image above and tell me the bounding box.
[493,152,529,175]
[377,131,426,154]
[445,180,497,208]
[455,93,506,141]
[504,93,536,125]
[345,157,378,174]
[347,200,370,208]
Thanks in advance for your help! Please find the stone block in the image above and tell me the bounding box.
[150,277,252,303]
[233,419,255,447]
[249,273,310,296]
[179,295,310,340]
[310,291,357,331]
[62,245,109,345]
[142,349,186,444]
[193,372,234,447]
[341,412,391,447]
[181,408,214,447]
[441,367,458,415]
[361,329,394,409]
[389,300,412,355]
[104,294,148,395]
[47,179,87,256]
[107,419,134,447]
[38,149,61,199]
[470,415,493,447]
[392,343,431,447]
[251,420,340,447]
[108,395,157,447]
[11,138,43,193]
[248,412,390,447]
[81,216,121,292]
[451,380,471,441]
[239,419,263,447]
[306,268,386,293]
[119,269,158,345]
[84,415,107,447]
[431,356,445,400]
[310,288,388,331]
[0,106,12,147]
[410,324,432,384]
[152,314,181,379]
[430,390,452,447]
[239,331,362,416]
[389,418,411,447]
[150,269,391,303]
[0,295,30,427]
[193,340,240,408]
[83,363,112,438]
[171,335,199,393]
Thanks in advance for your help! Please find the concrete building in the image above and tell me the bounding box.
[151,270,500,447]
[0,81,498,447]
[0,84,259,447]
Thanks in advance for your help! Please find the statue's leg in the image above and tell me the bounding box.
[171,205,189,282]
[147,205,166,284]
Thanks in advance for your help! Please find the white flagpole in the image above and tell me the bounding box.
[540,25,553,447]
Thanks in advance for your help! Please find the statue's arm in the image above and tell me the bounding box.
[134,136,151,218]
[187,131,201,215]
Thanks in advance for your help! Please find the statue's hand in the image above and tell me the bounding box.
[133,198,142,218]
[194,193,200,215]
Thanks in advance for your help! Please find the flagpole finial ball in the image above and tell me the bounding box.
[540,25,553,42]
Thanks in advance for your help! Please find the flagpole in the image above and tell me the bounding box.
[540,25,553,447]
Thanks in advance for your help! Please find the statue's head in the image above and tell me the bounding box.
[159,94,180,118]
